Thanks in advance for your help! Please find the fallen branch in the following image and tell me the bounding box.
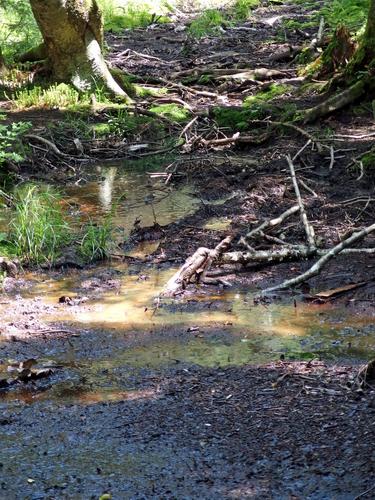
[302,78,366,124]
[287,155,316,249]
[248,120,323,152]
[264,222,375,292]
[25,134,70,158]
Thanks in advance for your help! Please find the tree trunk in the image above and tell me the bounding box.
[29,0,130,100]
[351,0,375,69]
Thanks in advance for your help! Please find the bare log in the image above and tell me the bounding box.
[220,246,315,265]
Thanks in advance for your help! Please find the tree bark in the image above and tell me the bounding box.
[0,46,5,74]
[348,0,375,72]
[29,0,130,99]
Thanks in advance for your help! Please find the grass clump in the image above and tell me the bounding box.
[14,84,89,109]
[188,9,228,38]
[9,184,71,264]
[98,0,170,31]
[79,217,114,262]
[233,0,259,21]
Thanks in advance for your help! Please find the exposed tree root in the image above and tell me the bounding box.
[161,236,233,297]
[302,78,366,124]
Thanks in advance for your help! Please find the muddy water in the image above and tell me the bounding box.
[1,161,374,405]
[1,261,374,406]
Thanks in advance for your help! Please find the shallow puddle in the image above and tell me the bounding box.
[64,161,199,234]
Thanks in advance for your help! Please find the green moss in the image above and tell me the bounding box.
[149,103,190,122]
[213,108,257,130]
[244,83,292,106]
[134,85,168,97]
[361,150,375,170]
[110,68,136,97]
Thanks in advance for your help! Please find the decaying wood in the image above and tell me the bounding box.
[25,134,71,158]
[302,79,366,124]
[220,246,315,265]
[161,236,233,297]
[248,120,322,152]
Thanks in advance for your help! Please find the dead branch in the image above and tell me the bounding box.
[240,205,300,249]
[220,246,315,265]
[287,155,316,249]
[24,134,70,158]
[248,120,322,152]
[264,222,375,292]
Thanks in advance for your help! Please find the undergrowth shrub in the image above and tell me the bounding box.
[0,115,31,167]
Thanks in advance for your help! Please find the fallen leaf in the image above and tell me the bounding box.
[315,282,367,299]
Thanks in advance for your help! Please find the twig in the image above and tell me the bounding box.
[354,483,375,500]
[329,145,335,170]
[240,205,300,247]
[179,116,198,139]
[292,139,311,161]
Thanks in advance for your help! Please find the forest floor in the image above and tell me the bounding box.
[1,1,375,499]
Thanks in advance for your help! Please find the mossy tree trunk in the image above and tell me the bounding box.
[29,0,130,99]
[350,0,375,71]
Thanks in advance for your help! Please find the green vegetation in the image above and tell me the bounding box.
[13,84,94,109]
[0,0,41,61]
[79,217,114,262]
[9,184,71,264]
[233,0,260,21]
[99,0,170,31]
[188,0,260,37]
[322,0,369,31]
[244,83,292,105]
[0,183,118,265]
[360,149,375,172]
[0,115,31,167]
[188,9,228,37]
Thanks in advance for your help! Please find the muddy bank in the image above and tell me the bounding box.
[0,361,374,499]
